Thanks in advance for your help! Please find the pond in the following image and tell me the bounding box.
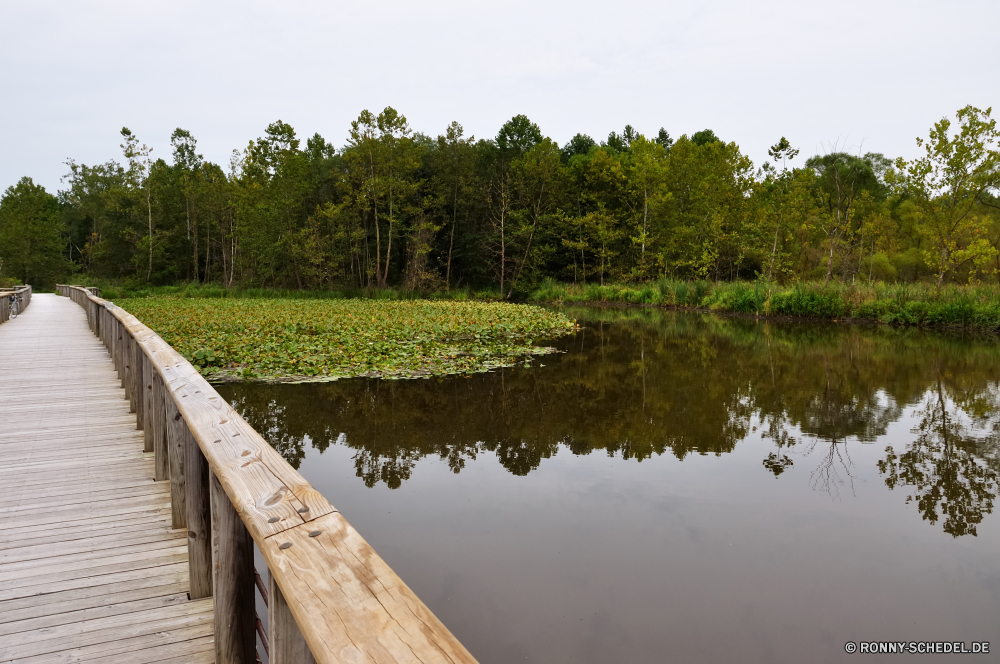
[218,307,1000,663]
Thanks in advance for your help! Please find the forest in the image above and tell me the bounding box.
[1,105,998,293]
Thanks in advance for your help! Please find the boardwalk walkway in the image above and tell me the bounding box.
[0,294,214,663]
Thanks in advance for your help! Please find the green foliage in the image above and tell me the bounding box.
[529,279,1000,331]
[118,297,577,381]
[0,177,68,288]
[892,105,1000,286]
[3,104,997,294]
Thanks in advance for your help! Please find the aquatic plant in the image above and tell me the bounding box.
[118,297,576,382]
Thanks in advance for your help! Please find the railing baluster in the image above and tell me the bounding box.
[153,372,169,482]
[268,570,316,664]
[211,470,256,664]
[164,391,187,529]
[114,317,122,383]
[142,353,154,453]
[185,424,213,599]
[124,332,136,413]
[133,338,144,430]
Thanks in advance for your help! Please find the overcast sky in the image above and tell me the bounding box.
[1,0,997,193]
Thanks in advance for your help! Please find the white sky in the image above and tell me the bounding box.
[1,0,997,193]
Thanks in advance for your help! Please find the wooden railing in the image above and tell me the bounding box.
[0,285,31,324]
[57,285,478,664]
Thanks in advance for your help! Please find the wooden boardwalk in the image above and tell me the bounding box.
[0,294,214,663]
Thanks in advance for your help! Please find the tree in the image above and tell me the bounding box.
[623,135,669,276]
[805,152,882,283]
[656,128,674,151]
[120,128,155,280]
[170,128,204,280]
[893,105,1000,287]
[561,133,596,161]
[761,137,800,281]
[506,138,564,296]
[658,136,754,279]
[0,178,66,288]
[496,114,542,160]
[605,125,639,153]
[429,122,477,289]
[60,159,127,275]
[691,129,722,146]
[343,108,422,287]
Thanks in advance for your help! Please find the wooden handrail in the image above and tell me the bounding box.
[0,285,31,324]
[57,285,478,664]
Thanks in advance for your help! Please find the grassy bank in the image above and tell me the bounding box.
[528,279,1000,332]
[118,297,576,382]
[77,277,1000,333]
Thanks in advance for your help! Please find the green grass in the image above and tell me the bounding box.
[118,297,576,382]
[527,278,1000,332]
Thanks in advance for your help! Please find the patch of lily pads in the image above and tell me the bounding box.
[117,298,578,382]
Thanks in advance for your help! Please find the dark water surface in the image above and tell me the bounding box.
[219,307,1000,664]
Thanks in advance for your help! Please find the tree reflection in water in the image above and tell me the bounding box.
[219,307,1000,536]
[878,377,1000,537]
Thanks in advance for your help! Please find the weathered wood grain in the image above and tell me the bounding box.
[133,332,144,430]
[269,569,317,664]
[211,470,256,664]
[143,351,154,452]
[185,420,213,599]
[152,371,169,482]
[263,511,478,664]
[164,390,187,529]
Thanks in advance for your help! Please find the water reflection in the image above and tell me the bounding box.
[879,379,1000,537]
[220,307,1000,536]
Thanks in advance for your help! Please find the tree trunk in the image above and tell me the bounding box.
[825,234,835,284]
[446,182,458,290]
[146,188,153,282]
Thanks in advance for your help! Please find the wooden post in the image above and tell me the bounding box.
[117,319,125,388]
[143,354,154,453]
[164,391,187,529]
[211,471,256,664]
[153,372,169,482]
[134,341,145,430]
[110,316,117,374]
[186,426,212,600]
[115,318,122,378]
[124,332,136,413]
[268,571,317,664]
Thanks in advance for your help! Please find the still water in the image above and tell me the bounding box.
[219,307,1000,663]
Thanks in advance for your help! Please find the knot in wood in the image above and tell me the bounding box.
[261,489,286,508]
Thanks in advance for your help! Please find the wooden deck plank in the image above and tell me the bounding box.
[0,543,190,586]
[0,508,173,541]
[0,599,214,660]
[0,485,166,512]
[0,294,213,662]
[0,575,188,622]
[15,632,215,664]
[0,591,191,637]
[0,529,187,565]
[0,562,190,603]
